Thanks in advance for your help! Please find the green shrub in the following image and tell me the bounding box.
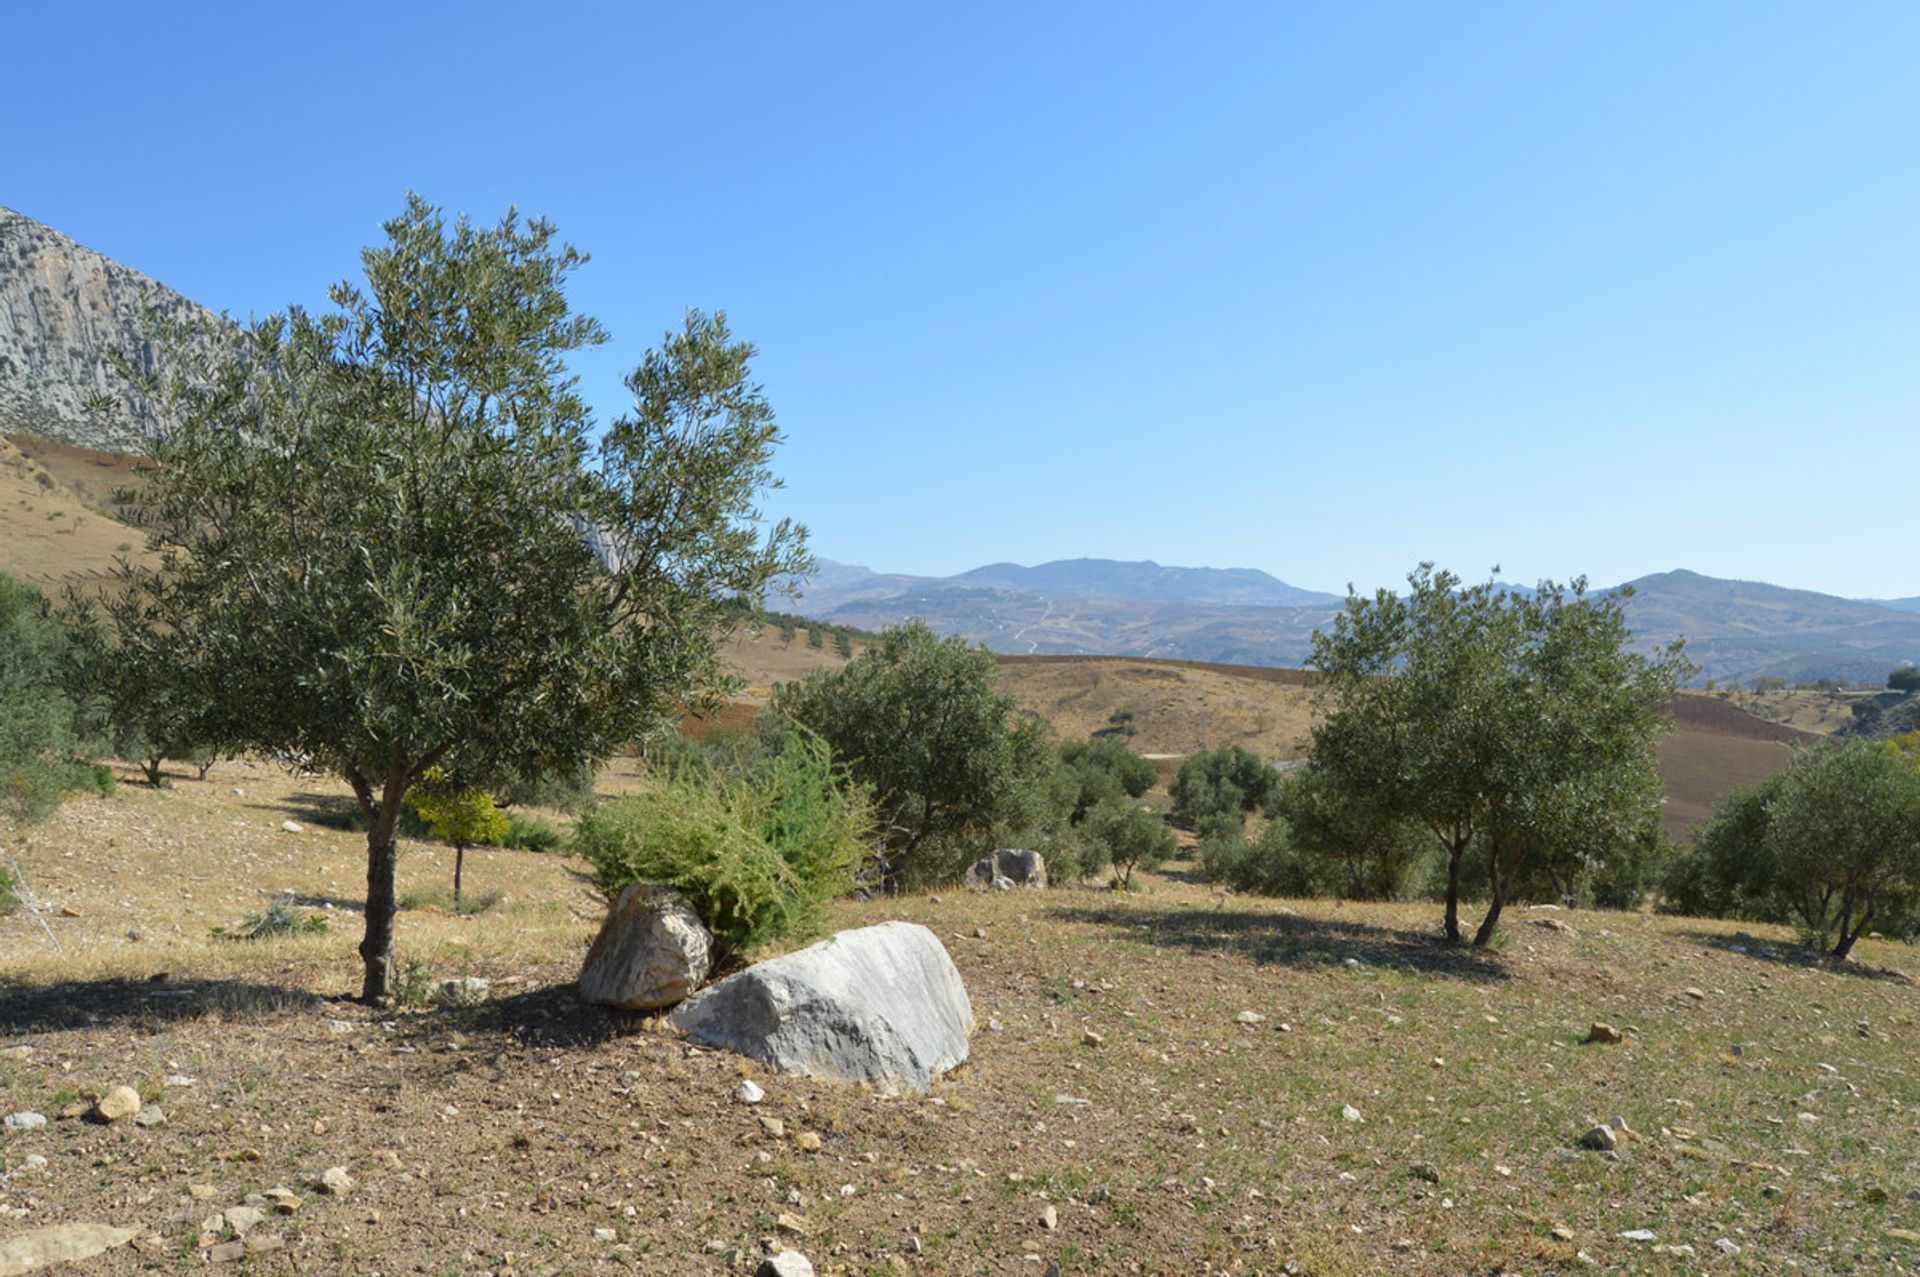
[0,863,17,915]
[572,731,865,955]
[499,813,562,853]
[214,896,329,940]
[1088,798,1176,889]
[1170,745,1279,829]
[1198,818,1343,898]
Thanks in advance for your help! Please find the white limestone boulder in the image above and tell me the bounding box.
[578,885,713,1011]
[668,921,972,1091]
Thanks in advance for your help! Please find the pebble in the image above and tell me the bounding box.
[759,1116,786,1139]
[3,1112,47,1131]
[133,1106,167,1128]
[795,1132,822,1153]
[1341,1104,1364,1123]
[315,1166,355,1195]
[1619,1229,1656,1242]
[1715,1238,1741,1255]
[1081,1028,1104,1048]
[593,1228,617,1242]
[280,821,304,834]
[261,1187,301,1213]
[1041,1204,1058,1230]
[1587,1022,1622,1044]
[776,1211,811,1235]
[1235,1010,1265,1025]
[737,1080,765,1105]
[223,1206,266,1236]
[1579,1125,1617,1152]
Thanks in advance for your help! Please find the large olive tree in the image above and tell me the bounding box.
[1309,565,1688,945]
[96,197,806,1001]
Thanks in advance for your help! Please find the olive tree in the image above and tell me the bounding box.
[1310,565,1688,945]
[93,197,806,1001]
[771,620,1053,882]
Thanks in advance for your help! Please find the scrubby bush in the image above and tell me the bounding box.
[0,573,97,826]
[500,813,563,853]
[1892,667,1920,693]
[1090,798,1176,889]
[1059,737,1156,815]
[1170,745,1280,829]
[573,731,866,955]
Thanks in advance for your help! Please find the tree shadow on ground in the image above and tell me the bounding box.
[1051,902,1513,983]
[0,976,324,1033]
[453,980,662,1049]
[1674,929,1914,985]
[250,792,361,830]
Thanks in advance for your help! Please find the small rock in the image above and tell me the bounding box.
[315,1166,355,1195]
[189,1185,218,1200]
[3,1111,47,1131]
[1341,1104,1364,1123]
[757,1253,816,1277]
[737,1079,765,1105]
[592,1228,617,1242]
[1041,1204,1058,1230]
[1081,1028,1104,1048]
[1550,1226,1575,1241]
[1762,1183,1786,1198]
[1579,1125,1617,1152]
[1235,1010,1265,1025]
[1533,917,1574,933]
[261,1187,302,1213]
[795,1131,822,1153]
[133,1106,167,1128]
[776,1210,811,1235]
[223,1205,266,1235]
[209,1240,248,1263]
[1618,1229,1656,1242]
[1715,1238,1741,1255]
[431,977,489,1007]
[1408,1163,1441,1184]
[281,820,304,834]
[1683,986,1707,1000]
[1587,1022,1622,1044]
[759,1115,786,1139]
[92,1085,141,1123]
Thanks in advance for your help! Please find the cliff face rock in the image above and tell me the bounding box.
[0,205,212,452]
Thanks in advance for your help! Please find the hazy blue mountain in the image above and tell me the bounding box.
[951,558,1343,608]
[1861,596,1920,615]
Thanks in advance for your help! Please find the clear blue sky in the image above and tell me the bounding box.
[10,2,1919,598]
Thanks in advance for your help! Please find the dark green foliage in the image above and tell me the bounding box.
[499,813,563,854]
[1087,797,1176,889]
[493,761,598,814]
[1891,667,1920,693]
[1662,740,1920,957]
[1309,565,1689,945]
[1272,764,1428,900]
[0,573,96,826]
[0,863,16,915]
[1170,745,1279,829]
[573,730,866,955]
[87,197,807,1001]
[772,621,1055,881]
[1058,737,1157,823]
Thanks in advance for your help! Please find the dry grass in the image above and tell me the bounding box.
[0,435,151,593]
[6,767,1920,1274]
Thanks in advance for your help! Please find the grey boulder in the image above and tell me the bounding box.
[579,885,714,1011]
[964,848,1047,890]
[669,921,972,1091]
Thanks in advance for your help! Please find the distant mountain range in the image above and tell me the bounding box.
[788,559,1920,687]
[4,207,1914,688]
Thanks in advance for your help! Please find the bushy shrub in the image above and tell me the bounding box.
[1198,817,1341,898]
[1059,738,1157,818]
[0,573,89,826]
[500,813,562,853]
[1089,798,1176,889]
[0,863,17,915]
[573,731,866,955]
[1170,745,1280,829]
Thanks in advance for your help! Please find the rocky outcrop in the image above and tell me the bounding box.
[578,885,713,1011]
[669,921,972,1091]
[0,205,214,452]
[964,848,1046,890]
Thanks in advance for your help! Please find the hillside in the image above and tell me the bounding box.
[0,434,150,592]
[793,559,1920,688]
[0,206,213,451]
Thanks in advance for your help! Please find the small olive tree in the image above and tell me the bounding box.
[411,769,509,904]
[93,197,807,1001]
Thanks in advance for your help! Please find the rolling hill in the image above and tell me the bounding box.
[792,558,1920,688]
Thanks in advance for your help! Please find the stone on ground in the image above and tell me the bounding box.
[578,885,714,1012]
[1588,1022,1623,1044]
[963,849,1047,890]
[669,922,972,1091]
[756,1253,815,1277]
[0,1223,139,1276]
[91,1086,140,1123]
